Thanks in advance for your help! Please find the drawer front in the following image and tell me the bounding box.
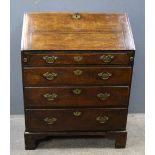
[25,108,127,132]
[22,52,132,66]
[23,67,132,86]
[24,86,129,108]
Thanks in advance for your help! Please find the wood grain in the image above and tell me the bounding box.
[24,86,130,108]
[23,67,132,86]
[25,108,127,132]
[21,13,135,50]
[23,51,133,66]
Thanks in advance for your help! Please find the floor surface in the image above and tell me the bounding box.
[11,114,145,155]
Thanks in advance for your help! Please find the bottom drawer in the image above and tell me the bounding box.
[25,108,128,132]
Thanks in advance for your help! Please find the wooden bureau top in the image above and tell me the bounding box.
[21,12,135,51]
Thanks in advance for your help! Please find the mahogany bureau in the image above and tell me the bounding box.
[21,12,135,149]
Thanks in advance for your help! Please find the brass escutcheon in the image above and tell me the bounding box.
[96,116,109,124]
[43,93,58,101]
[97,93,110,100]
[73,111,82,117]
[98,72,112,80]
[72,13,81,20]
[44,117,57,125]
[43,72,57,80]
[43,56,58,64]
[23,57,28,63]
[100,55,114,63]
[74,56,83,62]
[130,56,134,62]
[73,89,82,95]
[73,69,83,76]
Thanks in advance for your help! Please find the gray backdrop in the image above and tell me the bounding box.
[10,0,145,114]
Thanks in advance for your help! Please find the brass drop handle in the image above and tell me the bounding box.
[73,69,83,76]
[97,93,110,100]
[74,56,83,62]
[100,55,114,63]
[98,72,112,80]
[43,56,58,64]
[73,111,82,117]
[96,116,109,124]
[72,13,81,20]
[44,117,57,125]
[43,93,58,101]
[43,72,57,80]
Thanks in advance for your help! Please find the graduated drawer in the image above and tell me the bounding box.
[25,108,127,132]
[24,86,130,108]
[23,67,132,86]
[22,52,133,66]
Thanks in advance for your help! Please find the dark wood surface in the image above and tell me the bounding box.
[24,86,129,108]
[25,108,127,132]
[21,13,135,50]
[23,67,132,86]
[22,51,133,66]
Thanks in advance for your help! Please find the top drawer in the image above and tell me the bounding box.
[22,52,134,66]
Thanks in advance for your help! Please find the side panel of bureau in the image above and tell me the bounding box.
[25,108,128,132]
